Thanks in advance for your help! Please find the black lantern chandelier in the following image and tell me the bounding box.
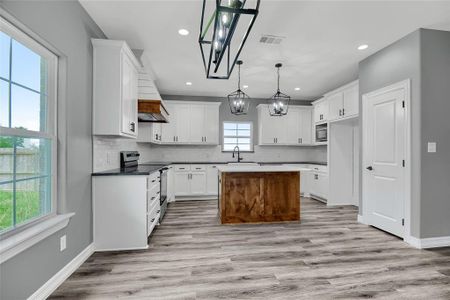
[268,63,290,116]
[199,0,260,79]
[227,60,250,115]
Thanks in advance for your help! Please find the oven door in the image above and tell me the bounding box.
[159,168,168,222]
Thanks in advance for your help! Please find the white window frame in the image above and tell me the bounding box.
[222,121,254,152]
[0,16,63,247]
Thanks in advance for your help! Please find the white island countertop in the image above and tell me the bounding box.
[217,165,312,173]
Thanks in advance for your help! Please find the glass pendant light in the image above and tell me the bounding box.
[268,63,290,116]
[227,60,250,115]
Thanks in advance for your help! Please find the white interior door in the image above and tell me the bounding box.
[363,84,406,238]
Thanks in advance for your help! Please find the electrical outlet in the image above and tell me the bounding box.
[427,142,437,153]
[60,235,67,252]
[106,152,112,164]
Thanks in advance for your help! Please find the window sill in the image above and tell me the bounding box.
[0,213,75,264]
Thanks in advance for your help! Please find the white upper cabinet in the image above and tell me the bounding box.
[327,92,344,121]
[313,98,329,123]
[323,80,359,122]
[159,101,221,145]
[92,39,140,138]
[343,84,359,117]
[299,108,313,144]
[257,105,313,146]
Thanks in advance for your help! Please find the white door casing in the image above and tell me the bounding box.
[362,79,411,239]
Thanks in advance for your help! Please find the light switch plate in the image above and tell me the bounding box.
[427,142,437,153]
[60,235,67,252]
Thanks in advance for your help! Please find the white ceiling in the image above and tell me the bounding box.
[80,1,450,100]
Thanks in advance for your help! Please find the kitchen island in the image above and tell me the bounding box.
[218,165,305,224]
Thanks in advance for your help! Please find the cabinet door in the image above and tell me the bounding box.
[189,104,205,143]
[206,165,219,195]
[137,122,152,142]
[259,108,277,144]
[300,171,309,195]
[282,108,300,145]
[264,172,300,219]
[152,123,162,143]
[313,103,322,123]
[121,52,137,136]
[299,109,312,144]
[327,92,344,121]
[343,85,359,117]
[175,104,191,143]
[204,105,219,144]
[174,172,190,195]
[161,103,177,143]
[190,172,207,195]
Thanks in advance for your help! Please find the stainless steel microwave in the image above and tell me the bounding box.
[315,124,328,142]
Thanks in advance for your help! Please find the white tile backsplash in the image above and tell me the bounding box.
[93,137,327,172]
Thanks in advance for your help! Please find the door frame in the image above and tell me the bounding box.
[362,79,411,240]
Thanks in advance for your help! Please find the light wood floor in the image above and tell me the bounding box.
[50,198,450,299]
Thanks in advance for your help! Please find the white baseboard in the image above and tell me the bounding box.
[28,243,94,300]
[357,214,368,225]
[405,235,450,249]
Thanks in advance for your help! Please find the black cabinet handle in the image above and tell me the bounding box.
[366,166,373,171]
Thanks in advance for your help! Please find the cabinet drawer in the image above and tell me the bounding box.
[191,165,206,172]
[174,165,190,172]
[147,172,160,189]
[310,165,328,173]
[147,191,159,211]
[148,195,160,214]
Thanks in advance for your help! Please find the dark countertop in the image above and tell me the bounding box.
[140,161,327,166]
[92,164,166,176]
[92,161,327,176]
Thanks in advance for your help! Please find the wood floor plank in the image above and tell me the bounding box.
[49,198,450,299]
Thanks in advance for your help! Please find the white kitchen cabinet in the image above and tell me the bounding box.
[327,92,344,121]
[313,98,329,123]
[258,105,313,145]
[310,172,329,201]
[137,122,161,143]
[323,80,359,122]
[190,172,207,195]
[160,101,221,145]
[299,108,313,144]
[93,171,160,251]
[92,39,140,138]
[204,105,220,144]
[206,165,219,195]
[173,164,219,198]
[343,84,359,117]
[174,171,190,196]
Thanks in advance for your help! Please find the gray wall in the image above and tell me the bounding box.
[0,1,105,299]
[358,30,422,237]
[359,28,450,239]
[419,29,450,238]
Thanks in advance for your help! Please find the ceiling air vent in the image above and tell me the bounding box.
[259,34,285,45]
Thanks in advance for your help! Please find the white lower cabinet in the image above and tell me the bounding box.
[206,165,219,195]
[310,171,329,201]
[174,164,219,198]
[190,172,207,195]
[93,171,160,251]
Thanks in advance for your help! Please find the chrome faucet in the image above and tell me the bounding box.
[232,146,243,163]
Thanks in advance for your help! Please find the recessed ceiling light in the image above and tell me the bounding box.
[185,81,192,86]
[294,87,301,91]
[178,29,189,36]
[243,85,248,89]
[358,44,369,50]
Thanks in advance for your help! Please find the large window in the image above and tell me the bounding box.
[0,17,57,235]
[222,122,253,152]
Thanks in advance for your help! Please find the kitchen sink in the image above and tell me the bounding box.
[226,162,260,166]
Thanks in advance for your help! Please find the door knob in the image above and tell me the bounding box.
[366,166,373,171]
